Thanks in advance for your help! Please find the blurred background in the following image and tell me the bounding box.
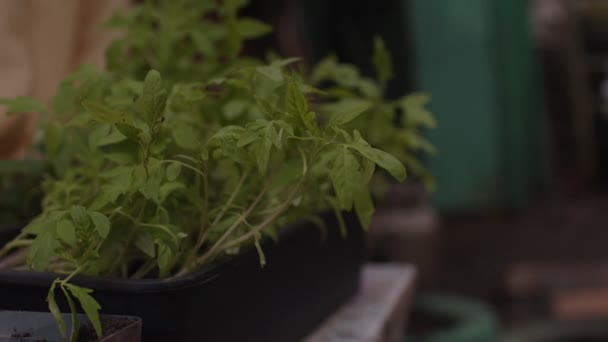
[252,0,608,340]
[4,0,608,340]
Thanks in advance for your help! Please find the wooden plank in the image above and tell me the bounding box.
[306,264,416,342]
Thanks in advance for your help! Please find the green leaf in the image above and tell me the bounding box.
[330,147,359,210]
[89,124,126,149]
[325,99,372,126]
[70,205,90,228]
[172,123,199,149]
[57,219,77,246]
[191,30,214,55]
[140,163,164,202]
[27,223,60,271]
[223,99,248,120]
[349,141,406,182]
[135,231,156,258]
[160,182,186,201]
[256,65,283,82]
[138,131,152,145]
[82,100,124,124]
[0,96,46,114]
[65,284,102,339]
[236,18,272,39]
[372,36,393,85]
[137,70,167,124]
[89,187,122,211]
[116,123,141,141]
[311,55,338,84]
[354,186,374,229]
[252,135,272,174]
[399,93,436,128]
[101,126,127,146]
[286,80,308,116]
[157,243,174,278]
[44,123,64,157]
[89,212,111,239]
[400,131,436,154]
[60,285,79,342]
[166,162,182,181]
[270,159,302,192]
[47,281,67,337]
[360,158,376,184]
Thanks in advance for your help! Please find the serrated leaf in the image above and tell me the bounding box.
[70,205,90,228]
[89,186,123,211]
[372,36,393,85]
[166,163,181,181]
[0,96,46,114]
[27,224,60,271]
[400,131,436,154]
[237,130,259,147]
[286,80,308,116]
[273,57,301,68]
[135,231,155,258]
[354,186,374,229]
[256,65,283,82]
[350,142,406,182]
[47,282,66,337]
[89,212,111,238]
[89,124,126,149]
[65,284,102,339]
[400,93,436,128]
[330,147,359,210]
[210,125,245,145]
[236,18,272,39]
[57,219,77,246]
[82,100,124,124]
[325,99,372,126]
[60,285,79,342]
[311,55,338,84]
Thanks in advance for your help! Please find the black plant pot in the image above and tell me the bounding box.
[0,311,141,342]
[0,212,365,342]
[0,223,22,247]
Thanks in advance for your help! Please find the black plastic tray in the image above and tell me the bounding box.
[0,212,365,342]
[0,224,23,248]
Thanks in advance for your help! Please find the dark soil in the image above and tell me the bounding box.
[78,317,132,342]
[10,327,47,342]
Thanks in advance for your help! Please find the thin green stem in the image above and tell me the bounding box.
[0,239,33,258]
[219,179,305,252]
[196,181,270,262]
[159,159,206,178]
